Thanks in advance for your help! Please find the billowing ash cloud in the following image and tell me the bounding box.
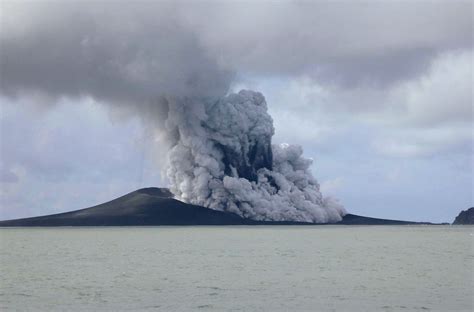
[165,90,345,222]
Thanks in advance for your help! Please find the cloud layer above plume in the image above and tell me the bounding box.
[2,1,471,100]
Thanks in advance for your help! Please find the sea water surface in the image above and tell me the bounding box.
[0,226,472,311]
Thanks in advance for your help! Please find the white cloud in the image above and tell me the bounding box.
[246,50,472,158]
[379,50,472,127]
[372,125,472,158]
[369,50,472,157]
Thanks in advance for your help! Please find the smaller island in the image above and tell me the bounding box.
[452,207,474,225]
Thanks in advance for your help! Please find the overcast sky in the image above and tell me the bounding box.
[0,0,472,222]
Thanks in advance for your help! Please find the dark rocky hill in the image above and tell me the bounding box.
[453,207,474,225]
[0,187,435,226]
[0,188,247,226]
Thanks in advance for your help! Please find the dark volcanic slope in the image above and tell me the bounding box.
[337,214,426,225]
[453,207,474,225]
[0,188,249,226]
[0,187,433,226]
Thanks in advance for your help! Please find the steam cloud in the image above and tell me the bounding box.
[10,1,469,222]
[164,90,345,222]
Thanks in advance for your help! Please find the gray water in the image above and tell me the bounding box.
[0,226,472,311]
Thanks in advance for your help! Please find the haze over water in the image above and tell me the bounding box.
[1,226,472,311]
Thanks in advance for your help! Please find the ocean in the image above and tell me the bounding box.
[0,226,472,311]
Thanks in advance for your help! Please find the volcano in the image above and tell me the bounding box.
[0,187,434,226]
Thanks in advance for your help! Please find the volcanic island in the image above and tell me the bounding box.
[0,187,438,226]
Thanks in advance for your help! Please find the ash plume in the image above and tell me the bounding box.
[164,90,345,222]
